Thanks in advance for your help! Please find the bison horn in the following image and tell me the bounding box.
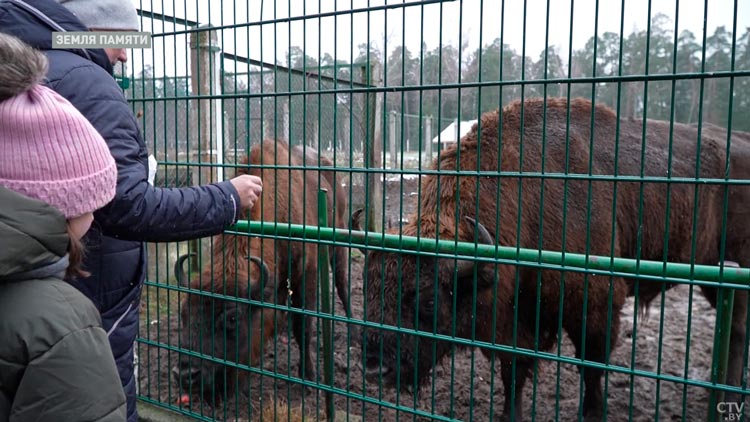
[465,216,495,246]
[349,208,368,255]
[174,253,196,287]
[350,208,364,231]
[248,255,273,302]
[455,216,496,278]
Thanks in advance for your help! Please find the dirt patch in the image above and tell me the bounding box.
[137,179,746,421]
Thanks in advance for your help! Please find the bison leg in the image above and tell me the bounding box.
[332,245,353,318]
[499,358,530,422]
[331,245,363,342]
[564,275,626,421]
[291,311,315,381]
[566,313,620,421]
[291,268,317,382]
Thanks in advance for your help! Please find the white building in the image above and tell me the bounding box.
[431,119,478,146]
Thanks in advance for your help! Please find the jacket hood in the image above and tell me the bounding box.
[0,0,113,74]
[0,187,70,281]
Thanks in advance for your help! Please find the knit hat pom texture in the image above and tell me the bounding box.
[0,33,117,219]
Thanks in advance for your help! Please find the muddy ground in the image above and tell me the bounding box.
[137,176,747,421]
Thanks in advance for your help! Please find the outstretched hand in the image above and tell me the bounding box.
[230,174,263,209]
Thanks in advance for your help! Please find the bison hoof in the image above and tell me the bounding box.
[499,409,523,422]
[298,365,315,382]
[582,406,604,422]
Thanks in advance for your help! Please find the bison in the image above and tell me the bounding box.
[351,97,750,420]
[291,144,354,319]
[172,139,353,402]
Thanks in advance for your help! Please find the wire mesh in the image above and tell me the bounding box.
[123,0,750,421]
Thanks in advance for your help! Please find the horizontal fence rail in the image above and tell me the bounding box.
[229,220,750,286]
[125,68,750,103]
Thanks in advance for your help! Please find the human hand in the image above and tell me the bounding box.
[230,174,263,209]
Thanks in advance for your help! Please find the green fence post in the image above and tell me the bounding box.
[708,261,739,422]
[116,76,131,90]
[317,189,334,421]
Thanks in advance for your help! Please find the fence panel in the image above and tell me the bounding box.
[122,1,750,421]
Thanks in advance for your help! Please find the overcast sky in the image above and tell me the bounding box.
[126,0,748,79]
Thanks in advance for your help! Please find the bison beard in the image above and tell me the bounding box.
[353,97,750,421]
[171,139,354,404]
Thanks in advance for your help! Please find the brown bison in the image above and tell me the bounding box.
[172,139,353,402]
[291,144,354,319]
[351,97,750,420]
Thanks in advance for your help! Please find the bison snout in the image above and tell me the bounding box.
[364,355,394,381]
[172,356,203,387]
[360,330,397,381]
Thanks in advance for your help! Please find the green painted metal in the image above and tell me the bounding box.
[230,221,750,286]
[125,1,750,421]
[116,76,130,90]
[710,285,736,421]
[317,189,335,421]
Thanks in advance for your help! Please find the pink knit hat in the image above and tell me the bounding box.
[0,34,117,219]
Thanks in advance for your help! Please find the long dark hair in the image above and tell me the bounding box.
[65,224,90,280]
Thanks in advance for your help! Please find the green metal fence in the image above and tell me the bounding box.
[123,1,750,421]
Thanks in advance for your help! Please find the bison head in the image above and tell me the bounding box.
[351,210,496,394]
[171,254,274,403]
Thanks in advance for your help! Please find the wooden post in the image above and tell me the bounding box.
[189,25,223,184]
[389,111,397,170]
[189,25,221,267]
[340,101,350,167]
[314,118,319,150]
[424,115,433,164]
[361,63,384,233]
[283,101,290,143]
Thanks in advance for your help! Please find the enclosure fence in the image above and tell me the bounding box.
[123,0,750,421]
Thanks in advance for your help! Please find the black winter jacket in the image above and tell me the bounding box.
[0,1,243,420]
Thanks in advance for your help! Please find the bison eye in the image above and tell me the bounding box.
[222,308,240,330]
[418,298,435,320]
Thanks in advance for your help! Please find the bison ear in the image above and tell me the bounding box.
[452,216,497,288]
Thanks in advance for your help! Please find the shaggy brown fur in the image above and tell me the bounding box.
[352,97,750,420]
[291,145,353,319]
[172,139,353,402]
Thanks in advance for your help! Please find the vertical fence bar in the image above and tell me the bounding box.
[317,188,334,421]
[709,261,739,421]
[389,111,397,171]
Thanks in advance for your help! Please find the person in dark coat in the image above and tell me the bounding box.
[0,1,264,421]
[0,32,125,421]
